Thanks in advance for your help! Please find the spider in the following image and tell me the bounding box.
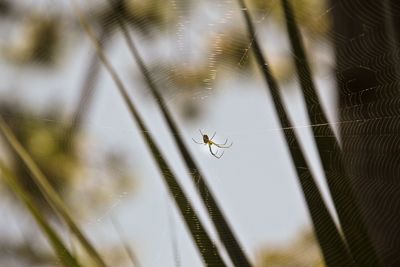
[192,130,233,159]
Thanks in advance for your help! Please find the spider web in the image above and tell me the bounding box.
[0,0,399,266]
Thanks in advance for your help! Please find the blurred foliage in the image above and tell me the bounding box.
[257,230,325,267]
[143,0,329,121]
[95,0,177,36]
[1,102,77,211]
[3,15,61,65]
[0,241,55,267]
[144,27,253,119]
[249,0,330,38]
[0,236,132,267]
[0,101,136,265]
[0,0,328,118]
[2,0,175,66]
[0,101,134,216]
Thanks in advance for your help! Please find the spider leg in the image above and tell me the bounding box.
[209,144,224,159]
[199,129,204,136]
[192,138,204,145]
[213,139,233,148]
[208,143,215,155]
[210,132,216,140]
[220,139,228,145]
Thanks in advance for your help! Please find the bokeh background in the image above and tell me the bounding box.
[0,0,379,266]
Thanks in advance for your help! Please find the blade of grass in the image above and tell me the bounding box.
[0,115,108,267]
[103,1,252,266]
[111,218,141,267]
[237,1,355,266]
[0,161,82,267]
[165,199,182,267]
[66,26,110,141]
[280,0,380,265]
[69,2,227,266]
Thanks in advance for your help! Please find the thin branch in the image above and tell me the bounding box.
[111,218,141,267]
[65,26,110,141]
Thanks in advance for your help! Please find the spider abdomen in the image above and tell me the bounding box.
[203,135,209,143]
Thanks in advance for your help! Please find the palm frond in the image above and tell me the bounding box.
[237,0,355,266]
[280,0,379,265]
